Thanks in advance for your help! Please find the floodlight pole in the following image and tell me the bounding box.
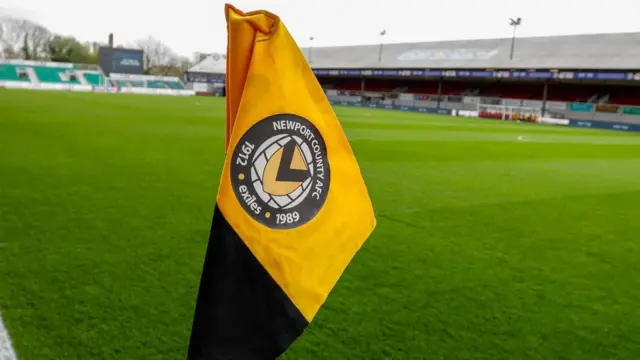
[378,30,386,65]
[509,18,522,61]
[509,26,517,60]
[309,36,314,65]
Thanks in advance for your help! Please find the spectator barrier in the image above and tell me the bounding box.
[0,81,195,96]
[329,100,639,133]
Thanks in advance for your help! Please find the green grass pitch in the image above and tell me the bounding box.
[2,89,640,359]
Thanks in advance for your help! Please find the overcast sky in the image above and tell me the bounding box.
[1,0,639,58]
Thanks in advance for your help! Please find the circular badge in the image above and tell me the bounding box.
[230,114,330,229]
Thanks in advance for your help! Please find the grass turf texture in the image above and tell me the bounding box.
[2,89,640,359]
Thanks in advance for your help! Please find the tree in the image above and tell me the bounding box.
[0,15,192,74]
[26,22,51,59]
[83,41,100,64]
[0,17,51,60]
[22,33,30,59]
[178,56,192,73]
[147,55,191,76]
[134,36,178,72]
[133,36,192,76]
[47,35,93,64]
[0,21,4,60]
[0,17,27,59]
[192,52,210,65]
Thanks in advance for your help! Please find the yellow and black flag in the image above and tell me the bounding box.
[188,4,376,359]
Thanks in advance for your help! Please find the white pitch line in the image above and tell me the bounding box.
[0,312,18,360]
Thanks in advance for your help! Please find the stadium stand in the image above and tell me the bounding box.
[608,87,640,106]
[33,66,79,84]
[166,81,185,89]
[301,32,640,69]
[143,80,184,89]
[147,80,167,89]
[302,32,640,125]
[112,79,174,89]
[107,73,187,94]
[83,72,106,86]
[0,63,29,82]
[183,53,226,95]
[0,61,108,87]
[0,60,189,96]
[113,80,129,88]
[2,32,640,128]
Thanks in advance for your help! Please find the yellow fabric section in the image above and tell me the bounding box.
[224,5,276,151]
[220,4,376,322]
[262,148,303,196]
[290,146,307,171]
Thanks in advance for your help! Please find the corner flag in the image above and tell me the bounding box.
[187,4,376,359]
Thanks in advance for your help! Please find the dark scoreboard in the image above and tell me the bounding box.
[99,47,144,76]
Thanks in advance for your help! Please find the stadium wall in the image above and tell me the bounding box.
[324,90,640,126]
[0,80,195,96]
[0,81,94,92]
[328,99,640,133]
[568,119,640,132]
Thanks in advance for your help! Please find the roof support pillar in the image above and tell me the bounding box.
[437,77,443,109]
[542,80,548,117]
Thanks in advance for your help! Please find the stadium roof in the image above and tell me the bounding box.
[300,32,640,70]
[187,53,225,74]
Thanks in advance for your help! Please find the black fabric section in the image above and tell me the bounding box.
[188,205,309,360]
